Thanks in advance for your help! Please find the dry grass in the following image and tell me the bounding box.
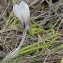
[0,0,63,63]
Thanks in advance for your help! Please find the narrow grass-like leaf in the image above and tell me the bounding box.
[49,0,52,3]
[61,57,63,63]
[51,44,63,52]
[20,33,58,52]
[19,42,54,54]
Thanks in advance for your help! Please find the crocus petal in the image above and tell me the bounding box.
[19,1,30,21]
[13,4,23,25]
[19,1,25,9]
[13,4,19,16]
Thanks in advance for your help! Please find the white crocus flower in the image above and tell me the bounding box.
[13,1,30,28]
[1,1,30,63]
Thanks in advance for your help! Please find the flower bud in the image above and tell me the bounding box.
[13,1,30,28]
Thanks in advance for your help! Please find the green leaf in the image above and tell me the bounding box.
[19,42,54,54]
[51,44,63,52]
[10,19,21,27]
[19,33,58,54]
[61,57,63,63]
[49,0,52,3]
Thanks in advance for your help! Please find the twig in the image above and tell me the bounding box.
[0,27,17,33]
